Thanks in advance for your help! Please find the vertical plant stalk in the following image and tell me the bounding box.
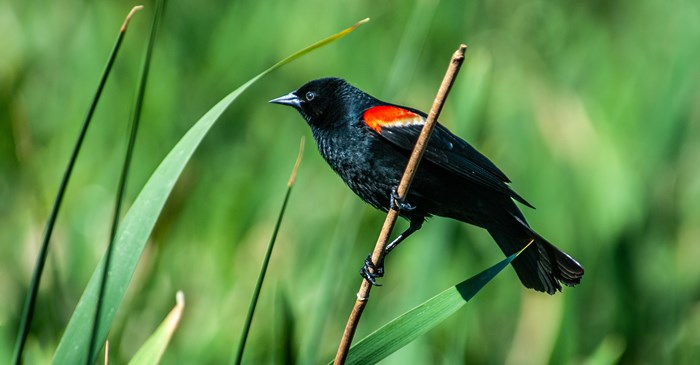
[11,6,143,365]
[333,44,468,365]
[232,137,305,365]
[87,2,164,364]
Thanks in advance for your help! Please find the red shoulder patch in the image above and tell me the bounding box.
[363,106,424,133]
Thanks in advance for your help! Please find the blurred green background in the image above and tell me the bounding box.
[2,0,700,363]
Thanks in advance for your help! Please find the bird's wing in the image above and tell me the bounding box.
[362,104,533,208]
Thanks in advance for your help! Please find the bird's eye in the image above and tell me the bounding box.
[305,91,315,101]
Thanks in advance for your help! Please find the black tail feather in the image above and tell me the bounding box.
[487,215,584,294]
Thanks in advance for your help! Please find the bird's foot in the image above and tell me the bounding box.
[390,187,415,212]
[360,253,384,286]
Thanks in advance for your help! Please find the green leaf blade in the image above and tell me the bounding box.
[343,250,521,365]
[51,19,367,365]
[11,6,142,364]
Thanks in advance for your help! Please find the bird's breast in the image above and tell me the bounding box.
[313,127,405,211]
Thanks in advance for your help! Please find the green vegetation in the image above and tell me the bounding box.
[2,0,699,364]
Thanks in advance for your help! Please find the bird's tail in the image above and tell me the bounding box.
[487,214,584,294]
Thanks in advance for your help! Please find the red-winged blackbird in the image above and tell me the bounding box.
[270,77,583,294]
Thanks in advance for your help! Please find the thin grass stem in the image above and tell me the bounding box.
[86,2,165,364]
[11,6,144,365]
[231,138,304,365]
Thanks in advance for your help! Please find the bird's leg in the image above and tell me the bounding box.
[390,187,416,212]
[360,218,423,286]
[385,219,422,253]
[360,253,383,286]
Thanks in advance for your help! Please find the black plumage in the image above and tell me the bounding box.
[270,77,583,294]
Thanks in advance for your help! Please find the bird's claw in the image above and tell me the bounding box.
[390,187,415,212]
[360,253,384,286]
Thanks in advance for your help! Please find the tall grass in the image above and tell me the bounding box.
[3,0,700,364]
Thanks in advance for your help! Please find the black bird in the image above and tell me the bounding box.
[270,77,583,294]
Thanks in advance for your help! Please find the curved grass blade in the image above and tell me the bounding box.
[231,138,304,365]
[51,18,369,365]
[87,2,165,363]
[340,242,532,365]
[11,6,143,365]
[127,291,185,365]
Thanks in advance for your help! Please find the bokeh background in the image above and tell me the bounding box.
[2,0,700,364]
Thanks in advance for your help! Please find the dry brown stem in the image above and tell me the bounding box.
[121,5,144,33]
[333,44,468,365]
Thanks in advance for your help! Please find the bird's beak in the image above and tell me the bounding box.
[269,92,301,108]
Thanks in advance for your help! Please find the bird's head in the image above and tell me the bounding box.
[270,77,370,128]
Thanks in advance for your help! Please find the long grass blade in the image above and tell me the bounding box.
[232,138,304,365]
[340,242,532,365]
[86,2,165,364]
[51,18,368,365]
[11,6,143,365]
